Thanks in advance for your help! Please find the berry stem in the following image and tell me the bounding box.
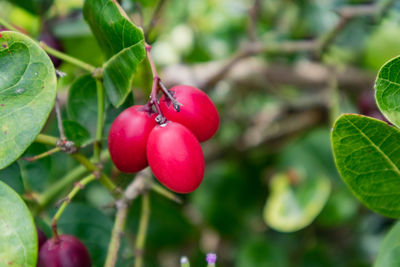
[145,44,166,124]
[51,174,97,240]
[158,80,182,111]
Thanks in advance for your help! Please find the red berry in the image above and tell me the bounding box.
[108,105,156,173]
[159,85,219,142]
[38,235,91,267]
[37,227,47,249]
[146,122,205,193]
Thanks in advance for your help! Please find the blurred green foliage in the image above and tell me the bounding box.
[1,0,400,266]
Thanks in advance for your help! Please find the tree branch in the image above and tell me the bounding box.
[104,169,152,267]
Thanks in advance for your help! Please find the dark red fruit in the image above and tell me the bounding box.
[108,105,157,173]
[37,227,47,249]
[39,31,63,68]
[358,91,388,122]
[358,91,377,115]
[159,85,219,142]
[38,235,91,267]
[146,122,205,193]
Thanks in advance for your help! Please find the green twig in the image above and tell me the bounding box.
[34,150,110,213]
[40,42,97,73]
[0,17,18,32]
[72,153,121,198]
[94,79,105,162]
[104,169,151,267]
[104,201,129,267]
[35,165,87,214]
[134,193,151,267]
[51,174,97,236]
[151,183,182,204]
[35,134,59,146]
[0,17,98,73]
[24,147,62,162]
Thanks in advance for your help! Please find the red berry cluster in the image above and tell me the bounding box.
[108,85,219,193]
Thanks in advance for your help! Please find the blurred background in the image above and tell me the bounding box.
[1,0,400,266]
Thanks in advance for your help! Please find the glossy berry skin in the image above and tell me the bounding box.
[159,85,219,142]
[38,235,91,267]
[37,227,47,249]
[108,105,157,173]
[147,122,205,193]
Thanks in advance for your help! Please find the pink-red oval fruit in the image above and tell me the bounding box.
[38,235,91,267]
[159,85,219,142]
[147,122,205,193]
[108,105,156,173]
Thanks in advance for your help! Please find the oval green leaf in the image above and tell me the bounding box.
[103,43,145,106]
[0,181,37,266]
[375,221,400,267]
[263,172,331,232]
[67,74,98,136]
[331,114,400,218]
[83,0,146,107]
[376,56,400,127]
[63,120,91,146]
[0,31,57,169]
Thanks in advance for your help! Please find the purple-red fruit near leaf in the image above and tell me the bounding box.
[146,122,205,193]
[39,31,63,68]
[37,227,47,249]
[38,235,91,267]
[358,91,388,123]
[159,85,219,142]
[108,105,157,173]
[358,91,377,115]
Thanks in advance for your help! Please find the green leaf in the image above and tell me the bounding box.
[103,43,145,106]
[376,56,400,127]
[83,0,145,59]
[63,120,91,146]
[331,114,400,218]
[83,0,146,107]
[375,221,400,267]
[0,31,57,169]
[263,172,331,232]
[67,74,98,136]
[0,181,37,266]
[7,0,54,15]
[0,163,24,194]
